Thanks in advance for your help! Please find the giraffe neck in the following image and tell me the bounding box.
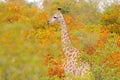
[59,16,73,49]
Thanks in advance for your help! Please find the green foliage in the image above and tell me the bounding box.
[43,0,100,24]
[43,0,78,14]
[0,22,48,80]
[100,4,120,34]
[78,29,120,80]
[5,0,26,3]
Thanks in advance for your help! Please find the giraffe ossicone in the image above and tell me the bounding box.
[47,8,91,77]
[57,7,62,10]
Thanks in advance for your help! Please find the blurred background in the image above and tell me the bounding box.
[0,0,120,80]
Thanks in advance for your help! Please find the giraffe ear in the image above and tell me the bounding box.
[57,8,62,11]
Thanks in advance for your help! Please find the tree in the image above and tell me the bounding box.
[43,0,101,24]
[5,0,26,3]
[101,4,120,34]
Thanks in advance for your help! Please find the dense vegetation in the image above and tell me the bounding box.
[0,0,120,80]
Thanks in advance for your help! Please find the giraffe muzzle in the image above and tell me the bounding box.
[47,21,50,25]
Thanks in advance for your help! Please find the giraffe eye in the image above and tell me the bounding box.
[54,16,57,18]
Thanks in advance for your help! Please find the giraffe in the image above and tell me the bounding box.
[47,8,91,77]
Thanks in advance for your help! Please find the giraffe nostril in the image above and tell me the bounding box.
[47,21,49,25]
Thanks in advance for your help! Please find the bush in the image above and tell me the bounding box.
[101,4,120,34]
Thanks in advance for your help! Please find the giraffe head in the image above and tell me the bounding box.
[47,8,63,24]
